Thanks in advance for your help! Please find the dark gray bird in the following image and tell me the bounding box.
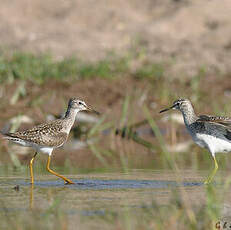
[160,98,231,184]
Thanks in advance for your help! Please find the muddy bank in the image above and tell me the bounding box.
[0,0,231,77]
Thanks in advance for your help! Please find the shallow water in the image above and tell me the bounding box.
[15,178,202,189]
[0,170,205,209]
[0,169,227,229]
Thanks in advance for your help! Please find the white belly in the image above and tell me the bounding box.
[36,146,53,155]
[194,133,231,155]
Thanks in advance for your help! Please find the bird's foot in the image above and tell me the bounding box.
[64,180,75,185]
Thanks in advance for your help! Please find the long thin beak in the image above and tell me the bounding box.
[86,106,100,115]
[159,105,174,113]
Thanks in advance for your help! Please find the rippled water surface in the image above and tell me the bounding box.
[0,169,226,229]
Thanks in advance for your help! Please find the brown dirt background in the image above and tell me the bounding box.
[0,0,231,77]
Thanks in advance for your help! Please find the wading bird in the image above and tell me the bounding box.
[2,98,99,185]
[160,98,231,184]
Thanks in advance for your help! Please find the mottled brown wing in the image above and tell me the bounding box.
[25,119,64,135]
[39,132,68,147]
[5,119,67,147]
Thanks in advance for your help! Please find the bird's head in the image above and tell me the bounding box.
[68,98,99,114]
[160,98,191,113]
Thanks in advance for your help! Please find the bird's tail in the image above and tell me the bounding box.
[0,131,16,140]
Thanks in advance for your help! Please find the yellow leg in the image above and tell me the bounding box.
[204,155,218,185]
[29,152,38,184]
[46,155,74,185]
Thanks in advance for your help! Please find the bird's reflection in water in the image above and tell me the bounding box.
[30,184,34,209]
[29,183,66,210]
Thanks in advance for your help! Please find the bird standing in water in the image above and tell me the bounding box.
[2,98,99,185]
[160,98,231,184]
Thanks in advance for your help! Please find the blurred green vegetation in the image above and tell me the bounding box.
[0,52,127,84]
[0,51,167,84]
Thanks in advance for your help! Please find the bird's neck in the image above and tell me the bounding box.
[181,105,198,126]
[63,107,79,133]
[65,105,78,118]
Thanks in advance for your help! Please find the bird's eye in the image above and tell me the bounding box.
[78,101,83,105]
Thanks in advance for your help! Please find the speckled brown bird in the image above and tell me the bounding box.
[2,98,98,185]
